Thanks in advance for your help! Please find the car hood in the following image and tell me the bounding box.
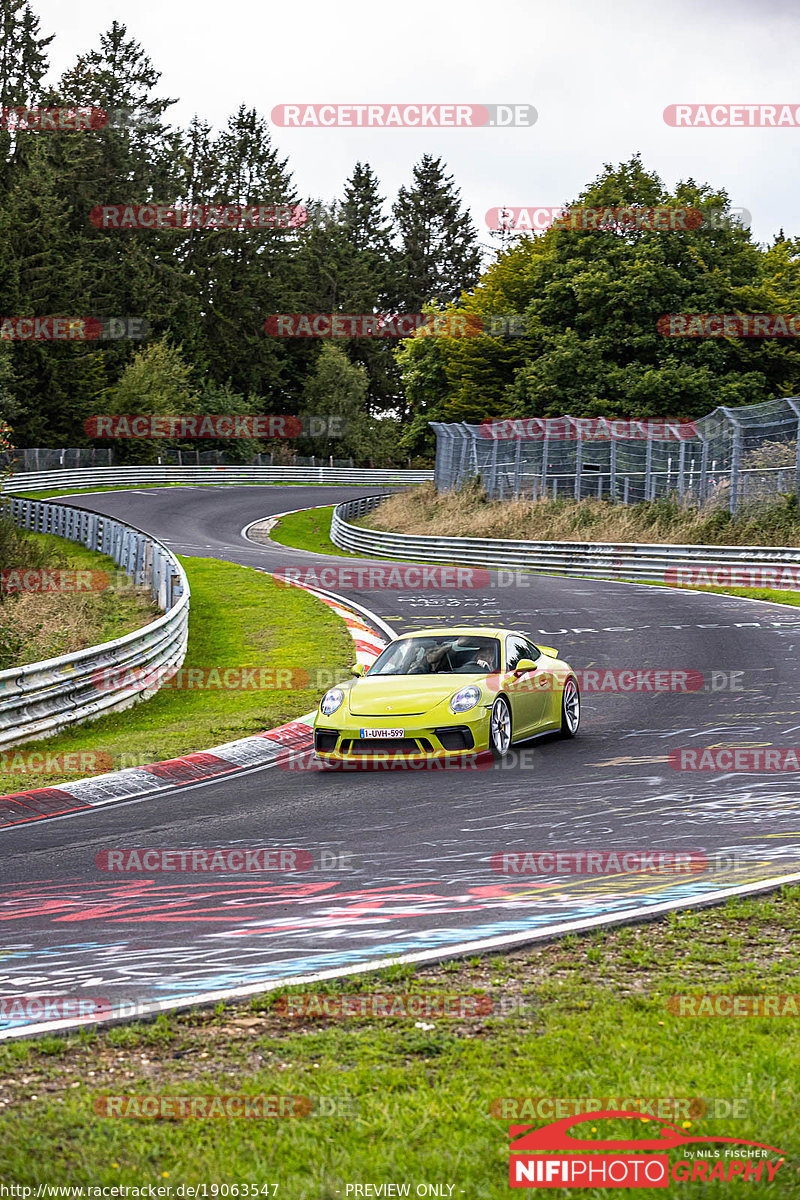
[347,675,477,716]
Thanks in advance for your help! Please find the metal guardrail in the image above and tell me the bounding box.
[0,498,189,750]
[331,494,800,581]
[1,465,433,493]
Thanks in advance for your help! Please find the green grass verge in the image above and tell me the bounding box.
[655,582,800,607]
[1,890,799,1195]
[268,505,345,556]
[0,556,353,793]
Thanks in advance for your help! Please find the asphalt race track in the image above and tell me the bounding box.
[3,484,800,1035]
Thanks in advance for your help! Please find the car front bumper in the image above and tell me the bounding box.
[313,706,492,764]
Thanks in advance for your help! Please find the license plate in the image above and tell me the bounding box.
[360,728,405,739]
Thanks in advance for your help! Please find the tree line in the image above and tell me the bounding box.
[0,2,481,463]
[2,2,799,467]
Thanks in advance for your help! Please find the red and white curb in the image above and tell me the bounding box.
[0,582,388,829]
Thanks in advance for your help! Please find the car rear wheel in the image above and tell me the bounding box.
[560,676,580,738]
[489,696,512,758]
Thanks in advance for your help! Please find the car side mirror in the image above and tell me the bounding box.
[513,657,537,675]
[351,663,365,677]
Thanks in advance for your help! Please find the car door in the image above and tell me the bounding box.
[504,635,549,735]
[525,638,562,727]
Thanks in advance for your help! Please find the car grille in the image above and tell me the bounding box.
[344,738,433,755]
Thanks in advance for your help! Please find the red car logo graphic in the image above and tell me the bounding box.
[510,1110,787,1156]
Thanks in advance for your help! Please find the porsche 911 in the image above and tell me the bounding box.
[312,626,580,765]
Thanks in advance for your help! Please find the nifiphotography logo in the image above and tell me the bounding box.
[508,1110,787,1188]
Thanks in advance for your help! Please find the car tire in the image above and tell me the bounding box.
[489,696,513,759]
[559,676,580,738]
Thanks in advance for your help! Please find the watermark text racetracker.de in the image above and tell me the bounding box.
[90,665,312,692]
[489,849,740,875]
[659,314,800,337]
[0,317,149,340]
[0,750,114,776]
[83,415,344,439]
[486,205,750,232]
[666,564,800,591]
[1,568,111,594]
[477,417,698,440]
[265,313,529,338]
[270,103,537,127]
[670,748,800,771]
[90,203,307,230]
[664,103,800,127]
[492,1096,748,1120]
[94,847,354,872]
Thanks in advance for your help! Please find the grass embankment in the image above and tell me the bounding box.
[1,890,799,1195]
[0,557,353,794]
[364,481,800,547]
[0,530,157,670]
[268,505,344,556]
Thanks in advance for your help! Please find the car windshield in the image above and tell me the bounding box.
[368,635,501,676]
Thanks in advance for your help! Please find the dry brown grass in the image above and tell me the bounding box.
[2,588,155,665]
[0,581,158,668]
[363,481,800,546]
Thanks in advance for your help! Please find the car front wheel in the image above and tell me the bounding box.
[560,676,580,738]
[489,696,512,758]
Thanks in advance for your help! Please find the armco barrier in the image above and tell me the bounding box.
[1,465,432,493]
[0,498,189,750]
[330,494,800,581]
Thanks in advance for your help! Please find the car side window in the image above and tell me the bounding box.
[524,640,542,661]
[505,635,529,671]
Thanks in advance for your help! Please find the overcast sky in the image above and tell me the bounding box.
[33,0,800,250]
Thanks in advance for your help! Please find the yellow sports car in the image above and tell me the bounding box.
[313,626,580,765]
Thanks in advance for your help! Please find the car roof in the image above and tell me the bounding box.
[391,626,521,640]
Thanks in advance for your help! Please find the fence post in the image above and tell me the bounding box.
[574,426,582,501]
[645,436,653,501]
[786,398,800,499]
[722,407,742,515]
[513,435,522,497]
[489,438,499,498]
[609,432,617,502]
[699,438,709,504]
[457,424,470,488]
[541,431,550,498]
[677,441,686,498]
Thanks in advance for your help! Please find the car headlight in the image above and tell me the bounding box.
[449,684,481,714]
[320,687,344,716]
